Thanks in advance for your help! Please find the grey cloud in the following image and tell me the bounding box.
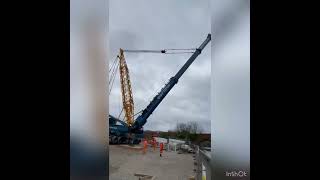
[109,30,140,59]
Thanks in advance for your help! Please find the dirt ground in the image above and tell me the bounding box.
[109,145,195,180]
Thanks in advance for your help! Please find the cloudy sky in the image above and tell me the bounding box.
[109,0,211,133]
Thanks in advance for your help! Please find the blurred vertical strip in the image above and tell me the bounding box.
[211,0,250,179]
[70,0,109,179]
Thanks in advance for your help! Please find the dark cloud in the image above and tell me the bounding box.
[109,0,211,132]
[109,30,139,59]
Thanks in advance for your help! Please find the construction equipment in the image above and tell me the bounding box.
[118,48,135,126]
[109,34,211,144]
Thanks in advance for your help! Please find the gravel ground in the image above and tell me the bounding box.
[109,145,195,180]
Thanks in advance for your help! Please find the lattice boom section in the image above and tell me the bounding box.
[119,48,134,126]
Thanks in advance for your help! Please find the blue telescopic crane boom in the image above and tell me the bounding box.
[131,34,211,131]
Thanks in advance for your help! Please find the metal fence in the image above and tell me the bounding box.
[194,145,211,180]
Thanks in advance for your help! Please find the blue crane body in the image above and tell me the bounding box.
[109,34,211,144]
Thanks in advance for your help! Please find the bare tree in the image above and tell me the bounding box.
[189,121,202,134]
[175,121,202,141]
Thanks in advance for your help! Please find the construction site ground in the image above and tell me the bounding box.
[109,144,195,180]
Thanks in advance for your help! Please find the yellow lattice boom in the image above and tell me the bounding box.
[118,48,134,126]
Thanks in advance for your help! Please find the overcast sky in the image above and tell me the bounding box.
[109,0,211,133]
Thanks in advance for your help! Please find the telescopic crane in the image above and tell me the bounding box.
[109,34,211,144]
